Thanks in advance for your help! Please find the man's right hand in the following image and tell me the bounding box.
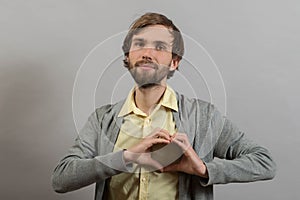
[123,128,171,171]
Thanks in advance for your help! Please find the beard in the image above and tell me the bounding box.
[128,59,171,88]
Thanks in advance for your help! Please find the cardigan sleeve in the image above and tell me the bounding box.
[51,110,130,193]
[199,106,276,186]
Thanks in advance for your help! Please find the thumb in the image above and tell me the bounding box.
[163,163,179,172]
[144,158,164,171]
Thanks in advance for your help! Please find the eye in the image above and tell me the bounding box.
[155,44,167,51]
[133,41,145,48]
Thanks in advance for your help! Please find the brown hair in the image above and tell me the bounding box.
[122,12,184,79]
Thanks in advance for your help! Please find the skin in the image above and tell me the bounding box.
[123,25,208,178]
[127,25,178,115]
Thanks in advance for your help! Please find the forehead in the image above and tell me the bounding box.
[132,25,173,43]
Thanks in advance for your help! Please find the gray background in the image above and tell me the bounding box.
[0,0,299,199]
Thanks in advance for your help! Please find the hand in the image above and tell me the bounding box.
[162,133,208,178]
[123,128,172,171]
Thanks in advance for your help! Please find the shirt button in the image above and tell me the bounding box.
[142,177,146,182]
[145,118,151,124]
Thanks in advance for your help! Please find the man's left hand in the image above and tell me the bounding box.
[162,133,208,178]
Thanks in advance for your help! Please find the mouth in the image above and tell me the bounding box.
[139,64,156,70]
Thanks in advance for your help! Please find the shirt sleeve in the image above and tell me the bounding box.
[199,107,276,186]
[51,110,131,193]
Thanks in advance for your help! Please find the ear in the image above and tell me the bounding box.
[170,59,179,71]
[123,56,129,68]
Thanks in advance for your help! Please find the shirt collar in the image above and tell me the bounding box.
[160,85,178,112]
[118,85,178,117]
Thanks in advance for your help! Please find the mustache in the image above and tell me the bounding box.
[134,60,158,69]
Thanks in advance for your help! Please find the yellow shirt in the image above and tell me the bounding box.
[107,85,179,200]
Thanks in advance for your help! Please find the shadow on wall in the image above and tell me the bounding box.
[0,63,92,200]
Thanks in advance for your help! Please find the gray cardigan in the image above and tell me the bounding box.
[52,93,276,200]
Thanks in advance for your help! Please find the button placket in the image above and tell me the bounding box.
[139,168,149,200]
[144,117,151,126]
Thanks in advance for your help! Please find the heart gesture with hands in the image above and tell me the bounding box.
[123,128,172,171]
[163,133,208,178]
[123,129,208,178]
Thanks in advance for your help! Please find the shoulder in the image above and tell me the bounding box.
[175,92,218,117]
[93,99,125,122]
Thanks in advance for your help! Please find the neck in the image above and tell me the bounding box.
[134,84,167,115]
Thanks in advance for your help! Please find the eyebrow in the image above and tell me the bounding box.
[132,38,145,42]
[132,38,171,47]
[153,40,170,46]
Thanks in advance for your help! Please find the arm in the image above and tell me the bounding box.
[201,108,277,186]
[51,111,129,193]
[164,106,276,186]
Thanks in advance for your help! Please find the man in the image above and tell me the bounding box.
[52,13,276,200]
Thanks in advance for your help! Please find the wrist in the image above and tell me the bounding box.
[199,162,208,178]
[194,162,208,178]
[123,149,132,164]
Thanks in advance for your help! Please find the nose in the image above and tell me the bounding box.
[141,47,154,61]
[142,55,152,61]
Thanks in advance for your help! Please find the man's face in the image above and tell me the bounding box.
[127,25,178,88]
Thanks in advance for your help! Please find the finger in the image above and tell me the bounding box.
[163,163,179,172]
[151,138,171,145]
[144,137,170,149]
[153,132,171,140]
[171,132,184,140]
[172,139,186,150]
[143,157,164,171]
[172,134,190,145]
[172,133,188,141]
[171,138,192,153]
[151,128,171,137]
